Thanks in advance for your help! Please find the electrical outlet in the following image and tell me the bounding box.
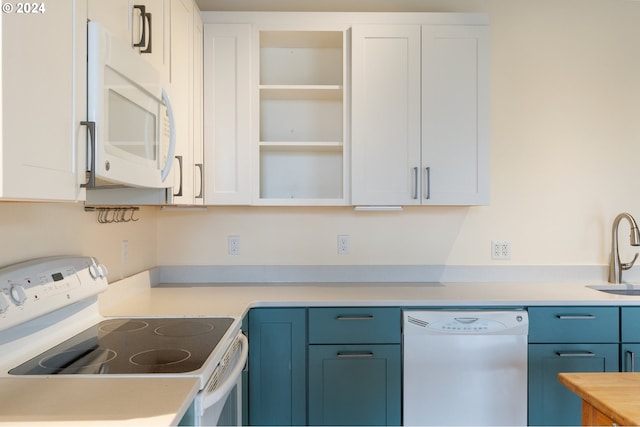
[228,235,240,255]
[338,235,350,255]
[491,240,511,260]
[121,240,129,265]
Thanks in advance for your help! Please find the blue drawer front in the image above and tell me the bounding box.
[308,307,401,344]
[528,306,619,343]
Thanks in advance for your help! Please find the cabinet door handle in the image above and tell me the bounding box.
[195,164,204,199]
[424,166,431,200]
[336,315,375,321]
[412,167,419,199]
[337,352,374,358]
[626,350,636,372]
[132,5,147,49]
[141,11,152,54]
[173,155,183,197]
[555,315,596,320]
[555,351,595,357]
[80,121,96,188]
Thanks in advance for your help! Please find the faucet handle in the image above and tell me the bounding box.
[622,252,640,271]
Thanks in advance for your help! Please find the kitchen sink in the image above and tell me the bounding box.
[587,284,640,296]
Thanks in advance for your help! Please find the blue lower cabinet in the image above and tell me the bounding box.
[248,308,307,426]
[528,343,619,426]
[308,344,401,426]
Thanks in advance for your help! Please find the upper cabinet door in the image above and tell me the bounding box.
[421,25,489,206]
[88,0,169,79]
[351,22,489,206]
[351,25,422,206]
[203,24,252,205]
[1,0,87,201]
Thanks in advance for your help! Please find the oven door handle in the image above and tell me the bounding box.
[200,333,248,412]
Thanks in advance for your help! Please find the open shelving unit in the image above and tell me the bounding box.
[256,30,347,204]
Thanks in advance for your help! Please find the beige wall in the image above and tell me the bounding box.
[157,0,640,267]
[0,203,157,281]
[3,1,639,277]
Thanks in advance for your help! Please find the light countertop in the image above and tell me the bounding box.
[99,272,640,319]
[0,377,199,426]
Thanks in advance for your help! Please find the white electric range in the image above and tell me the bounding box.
[0,256,246,426]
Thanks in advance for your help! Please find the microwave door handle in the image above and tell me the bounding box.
[161,88,176,183]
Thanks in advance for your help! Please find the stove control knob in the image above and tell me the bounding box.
[89,264,100,279]
[0,293,9,314]
[98,264,108,278]
[10,285,27,306]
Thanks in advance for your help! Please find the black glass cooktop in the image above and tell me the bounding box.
[10,317,234,375]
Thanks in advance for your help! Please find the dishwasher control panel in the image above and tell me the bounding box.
[404,310,528,335]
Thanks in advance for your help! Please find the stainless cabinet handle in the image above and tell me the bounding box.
[336,315,375,321]
[141,11,152,54]
[555,315,596,320]
[173,155,183,197]
[80,121,96,188]
[132,5,147,48]
[337,352,374,358]
[195,163,204,199]
[424,166,431,199]
[626,350,636,372]
[412,167,418,199]
[555,351,595,357]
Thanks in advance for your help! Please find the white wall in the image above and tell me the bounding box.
[0,203,157,281]
[157,0,640,267]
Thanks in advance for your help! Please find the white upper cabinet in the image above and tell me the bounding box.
[88,0,169,79]
[1,0,87,201]
[255,28,349,205]
[421,25,489,205]
[192,13,204,205]
[351,25,422,206]
[168,0,204,205]
[203,24,252,205]
[201,12,488,207]
[352,22,489,206]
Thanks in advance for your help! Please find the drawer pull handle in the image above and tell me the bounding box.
[555,315,596,320]
[336,315,375,321]
[555,351,595,358]
[626,350,636,372]
[337,352,374,358]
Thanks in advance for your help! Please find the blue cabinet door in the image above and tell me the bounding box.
[308,344,401,426]
[248,308,306,426]
[528,343,619,426]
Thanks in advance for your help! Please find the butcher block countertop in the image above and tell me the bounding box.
[559,372,640,426]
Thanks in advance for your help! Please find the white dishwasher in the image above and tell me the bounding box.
[403,310,528,426]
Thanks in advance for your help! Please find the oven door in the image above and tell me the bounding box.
[86,21,175,189]
[191,333,248,426]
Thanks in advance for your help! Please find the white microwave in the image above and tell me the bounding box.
[84,22,175,189]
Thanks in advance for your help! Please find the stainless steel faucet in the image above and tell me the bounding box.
[609,212,640,283]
